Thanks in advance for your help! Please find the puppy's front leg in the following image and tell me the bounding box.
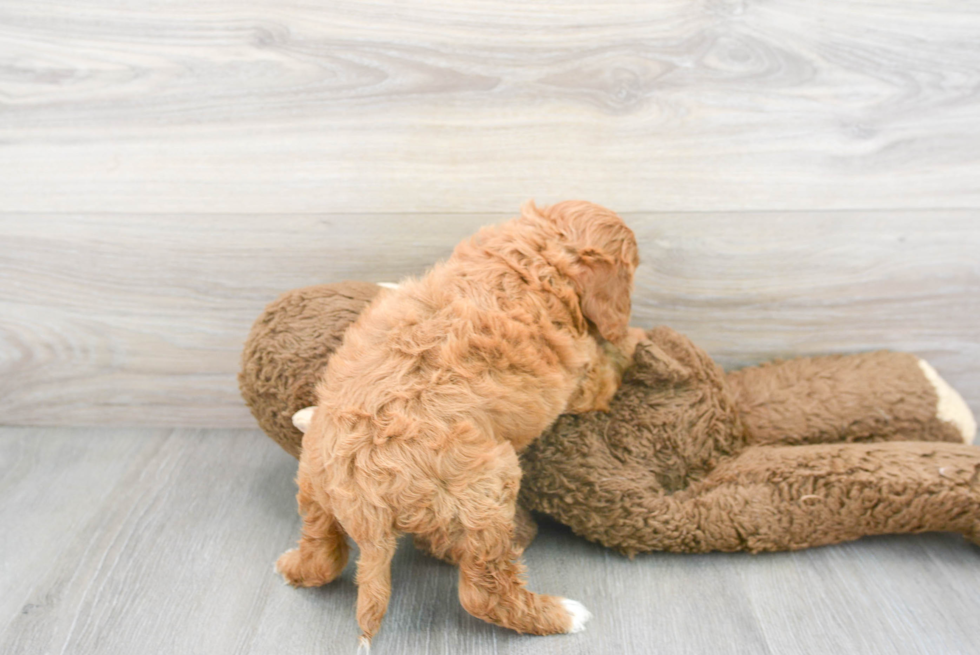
[565,327,645,414]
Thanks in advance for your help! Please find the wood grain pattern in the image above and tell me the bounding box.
[2,1,980,213]
[2,427,980,655]
[1,212,977,427]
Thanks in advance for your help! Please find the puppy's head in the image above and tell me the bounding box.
[523,200,639,345]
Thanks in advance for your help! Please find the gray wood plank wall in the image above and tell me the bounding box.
[1,1,978,427]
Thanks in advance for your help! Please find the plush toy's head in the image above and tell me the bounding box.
[239,282,381,458]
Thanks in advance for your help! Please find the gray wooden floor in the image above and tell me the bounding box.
[2,426,979,655]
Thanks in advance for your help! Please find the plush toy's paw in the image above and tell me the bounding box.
[918,360,977,444]
[962,524,980,549]
[560,598,593,634]
[291,406,316,433]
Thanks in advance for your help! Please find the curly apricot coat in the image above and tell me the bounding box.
[271,201,639,645]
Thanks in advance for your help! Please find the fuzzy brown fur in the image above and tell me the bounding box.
[270,201,640,643]
[240,281,382,459]
[519,326,975,555]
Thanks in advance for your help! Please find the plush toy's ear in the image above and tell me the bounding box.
[292,406,316,433]
[571,248,635,344]
[627,339,694,386]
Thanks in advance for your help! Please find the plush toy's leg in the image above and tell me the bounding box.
[676,442,980,553]
[539,441,980,555]
[726,351,976,446]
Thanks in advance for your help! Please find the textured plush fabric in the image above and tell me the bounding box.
[240,283,976,556]
[518,326,969,555]
[728,351,962,447]
[239,282,382,458]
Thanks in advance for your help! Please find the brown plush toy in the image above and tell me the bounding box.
[240,282,979,556]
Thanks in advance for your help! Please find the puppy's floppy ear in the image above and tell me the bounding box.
[530,199,638,343]
[570,248,634,344]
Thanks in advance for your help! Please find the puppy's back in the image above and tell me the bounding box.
[315,225,588,451]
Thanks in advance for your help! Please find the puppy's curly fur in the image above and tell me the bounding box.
[275,201,639,644]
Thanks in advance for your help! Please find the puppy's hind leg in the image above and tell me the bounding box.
[352,532,398,651]
[455,523,590,635]
[433,438,591,635]
[276,476,349,587]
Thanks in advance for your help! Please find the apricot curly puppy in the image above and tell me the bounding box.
[275,201,640,648]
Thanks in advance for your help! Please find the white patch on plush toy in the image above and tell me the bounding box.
[377,282,400,289]
[292,407,316,433]
[560,598,593,633]
[356,636,371,654]
[917,359,977,444]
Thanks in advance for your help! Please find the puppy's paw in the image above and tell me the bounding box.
[274,548,304,586]
[918,360,977,444]
[275,543,347,587]
[560,598,593,634]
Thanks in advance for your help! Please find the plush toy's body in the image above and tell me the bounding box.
[240,282,978,556]
[521,326,977,555]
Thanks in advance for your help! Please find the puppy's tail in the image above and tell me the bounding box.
[355,532,398,648]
